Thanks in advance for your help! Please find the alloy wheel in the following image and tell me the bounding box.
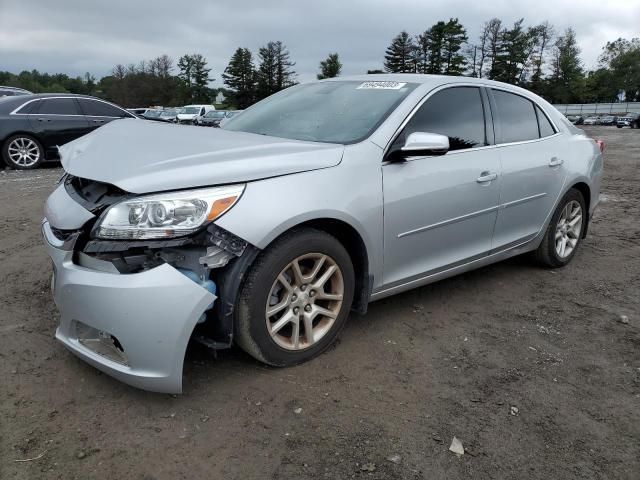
[265,253,344,351]
[7,137,40,167]
[555,200,582,258]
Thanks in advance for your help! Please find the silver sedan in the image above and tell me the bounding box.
[43,75,603,393]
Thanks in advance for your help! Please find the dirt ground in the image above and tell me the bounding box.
[0,126,638,480]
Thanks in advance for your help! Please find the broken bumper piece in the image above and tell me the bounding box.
[43,220,216,394]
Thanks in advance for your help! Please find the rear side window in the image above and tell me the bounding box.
[15,100,40,114]
[492,90,539,143]
[535,105,556,137]
[78,99,127,117]
[36,98,81,115]
[396,87,486,151]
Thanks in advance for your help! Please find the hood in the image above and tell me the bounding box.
[60,119,344,194]
[177,113,197,119]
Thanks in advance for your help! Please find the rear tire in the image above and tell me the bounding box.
[535,189,586,268]
[2,134,44,170]
[235,228,354,366]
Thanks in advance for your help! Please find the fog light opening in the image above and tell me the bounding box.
[74,321,129,366]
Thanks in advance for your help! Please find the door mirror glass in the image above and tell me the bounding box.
[399,132,449,158]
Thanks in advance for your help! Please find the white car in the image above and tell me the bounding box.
[583,116,601,125]
[176,105,215,124]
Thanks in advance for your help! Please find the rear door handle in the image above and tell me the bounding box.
[477,171,498,183]
[93,119,105,124]
[549,157,564,167]
[36,117,51,122]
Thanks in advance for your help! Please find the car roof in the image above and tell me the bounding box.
[0,93,124,114]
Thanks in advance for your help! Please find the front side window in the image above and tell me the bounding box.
[37,98,80,115]
[393,87,486,151]
[78,99,127,117]
[224,81,418,144]
[492,90,539,143]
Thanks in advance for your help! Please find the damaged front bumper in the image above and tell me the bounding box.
[43,220,216,393]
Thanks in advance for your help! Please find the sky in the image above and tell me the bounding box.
[1,0,638,86]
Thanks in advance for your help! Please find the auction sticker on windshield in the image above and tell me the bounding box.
[357,81,407,90]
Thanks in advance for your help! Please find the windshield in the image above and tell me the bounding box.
[144,110,161,117]
[223,80,417,144]
[205,111,226,118]
[183,107,200,114]
[160,110,176,117]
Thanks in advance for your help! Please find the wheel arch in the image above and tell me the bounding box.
[567,181,591,238]
[293,218,372,314]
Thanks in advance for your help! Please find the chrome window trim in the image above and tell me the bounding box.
[488,86,560,139]
[383,82,489,155]
[10,96,132,118]
[383,82,563,159]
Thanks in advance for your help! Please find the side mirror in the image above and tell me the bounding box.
[402,132,449,156]
[389,132,450,161]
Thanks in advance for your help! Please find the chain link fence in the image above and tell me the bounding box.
[553,102,640,115]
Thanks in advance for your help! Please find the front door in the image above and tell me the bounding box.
[382,86,501,288]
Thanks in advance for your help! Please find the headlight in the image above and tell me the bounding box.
[93,184,245,240]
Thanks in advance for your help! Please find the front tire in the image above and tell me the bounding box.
[2,134,44,170]
[535,189,586,268]
[235,228,355,366]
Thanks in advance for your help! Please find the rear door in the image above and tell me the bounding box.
[29,98,90,154]
[489,89,567,250]
[77,98,132,132]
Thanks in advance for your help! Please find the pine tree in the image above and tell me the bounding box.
[442,18,468,75]
[177,53,212,103]
[529,22,554,93]
[491,19,532,84]
[425,23,445,73]
[317,53,342,79]
[384,32,416,73]
[547,28,584,103]
[415,32,430,74]
[222,47,256,109]
[256,41,296,100]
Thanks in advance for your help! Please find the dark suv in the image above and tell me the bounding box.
[616,113,639,129]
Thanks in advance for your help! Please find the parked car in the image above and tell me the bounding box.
[141,109,163,120]
[43,75,603,393]
[582,116,601,125]
[565,115,583,125]
[176,104,215,124]
[0,86,32,97]
[157,108,179,123]
[599,115,617,126]
[127,108,150,116]
[616,113,640,129]
[194,110,227,127]
[219,110,244,128]
[0,94,135,169]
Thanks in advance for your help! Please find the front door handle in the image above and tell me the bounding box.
[36,118,51,122]
[549,157,564,167]
[477,171,498,183]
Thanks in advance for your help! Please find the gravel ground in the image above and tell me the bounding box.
[0,126,638,479]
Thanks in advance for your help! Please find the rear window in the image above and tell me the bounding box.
[78,99,128,117]
[492,90,539,143]
[36,98,81,115]
[535,105,556,138]
[15,100,40,114]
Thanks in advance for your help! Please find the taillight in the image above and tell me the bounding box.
[595,140,605,153]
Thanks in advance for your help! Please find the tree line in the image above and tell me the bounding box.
[0,24,637,109]
[382,18,639,103]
